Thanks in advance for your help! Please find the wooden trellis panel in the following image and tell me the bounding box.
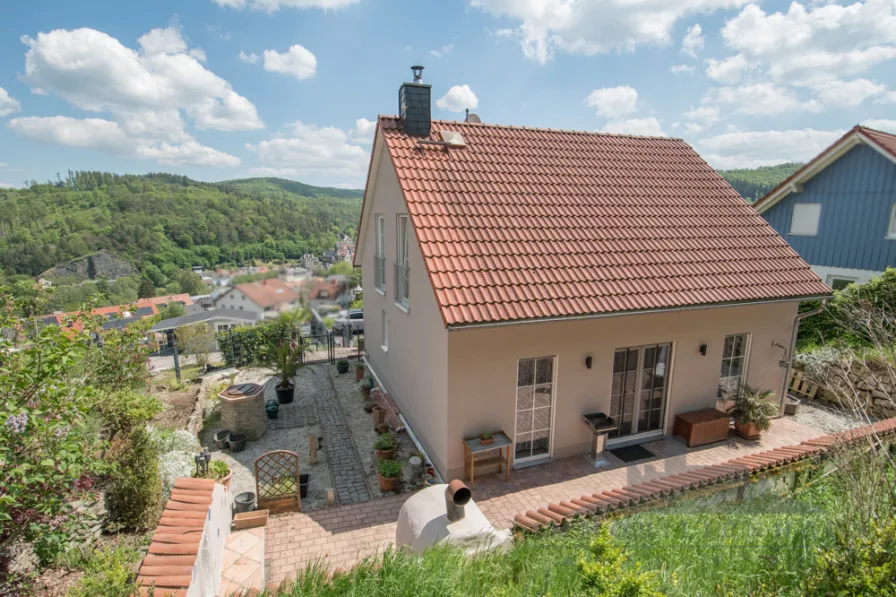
[255,450,301,514]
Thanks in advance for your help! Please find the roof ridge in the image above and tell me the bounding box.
[857,124,896,138]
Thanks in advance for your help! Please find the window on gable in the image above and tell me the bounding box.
[888,205,896,239]
[374,214,386,292]
[790,203,821,236]
[394,214,410,309]
[826,275,857,291]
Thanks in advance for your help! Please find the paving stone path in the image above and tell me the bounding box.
[306,364,371,505]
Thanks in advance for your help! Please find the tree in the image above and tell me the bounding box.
[176,270,206,295]
[137,277,155,299]
[176,323,215,369]
[158,302,185,320]
[328,261,353,276]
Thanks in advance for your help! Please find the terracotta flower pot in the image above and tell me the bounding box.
[355,367,365,381]
[362,386,371,399]
[372,405,387,427]
[735,420,761,440]
[218,471,233,490]
[376,448,396,460]
[480,437,494,445]
[378,474,398,492]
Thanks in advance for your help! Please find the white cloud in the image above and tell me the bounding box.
[0,87,20,117]
[812,78,887,108]
[670,64,695,74]
[682,24,704,58]
[699,128,844,169]
[436,84,479,112]
[719,1,896,87]
[138,27,188,56]
[263,45,317,80]
[212,0,360,12]
[8,115,239,167]
[238,51,259,63]
[705,54,749,84]
[863,119,896,133]
[0,183,16,189]
[585,85,638,118]
[349,117,376,143]
[602,117,665,136]
[430,44,454,58]
[248,120,370,186]
[190,48,207,62]
[702,83,819,116]
[471,0,749,63]
[0,162,7,168]
[682,105,720,133]
[21,27,263,131]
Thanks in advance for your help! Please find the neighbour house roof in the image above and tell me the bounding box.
[754,125,896,214]
[138,293,195,307]
[309,279,343,301]
[233,279,298,308]
[365,116,830,327]
[150,308,260,332]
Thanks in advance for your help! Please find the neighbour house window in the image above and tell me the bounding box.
[381,310,389,352]
[395,215,410,309]
[375,215,386,292]
[888,205,896,239]
[719,333,750,399]
[826,275,857,291]
[790,203,821,236]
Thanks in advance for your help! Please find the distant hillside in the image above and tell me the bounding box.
[717,163,804,203]
[40,250,135,283]
[0,171,361,288]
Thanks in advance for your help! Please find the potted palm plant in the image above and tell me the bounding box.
[728,386,779,440]
[374,433,396,460]
[377,459,401,492]
[268,339,302,404]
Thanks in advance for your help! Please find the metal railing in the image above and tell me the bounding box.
[394,262,410,308]
[374,254,386,292]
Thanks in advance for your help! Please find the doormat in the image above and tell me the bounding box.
[609,444,655,463]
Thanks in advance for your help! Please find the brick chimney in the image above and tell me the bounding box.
[399,66,431,136]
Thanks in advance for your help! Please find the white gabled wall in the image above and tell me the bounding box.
[359,131,450,476]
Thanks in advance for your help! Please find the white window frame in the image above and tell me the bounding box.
[375,214,386,294]
[395,214,410,310]
[719,333,751,399]
[513,356,557,465]
[887,205,896,239]
[789,203,822,236]
[826,274,858,291]
[381,310,388,353]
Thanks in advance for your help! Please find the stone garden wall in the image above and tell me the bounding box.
[794,351,896,419]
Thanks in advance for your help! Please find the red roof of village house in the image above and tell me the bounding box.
[309,279,343,301]
[137,294,194,307]
[235,278,298,308]
[375,116,830,327]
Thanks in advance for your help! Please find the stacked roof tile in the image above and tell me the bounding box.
[377,116,831,326]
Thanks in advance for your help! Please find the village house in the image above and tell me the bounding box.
[754,125,896,289]
[213,278,298,319]
[353,68,831,480]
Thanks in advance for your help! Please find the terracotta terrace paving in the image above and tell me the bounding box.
[265,417,826,588]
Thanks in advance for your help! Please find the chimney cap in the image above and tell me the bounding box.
[411,65,424,83]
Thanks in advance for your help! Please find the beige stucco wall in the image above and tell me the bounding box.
[444,301,799,479]
[360,133,450,474]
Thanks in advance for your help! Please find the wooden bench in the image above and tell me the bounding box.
[673,408,731,448]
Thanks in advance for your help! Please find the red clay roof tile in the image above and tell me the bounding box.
[378,117,830,326]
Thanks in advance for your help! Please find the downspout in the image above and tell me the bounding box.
[780,300,828,414]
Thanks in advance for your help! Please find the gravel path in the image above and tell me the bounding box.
[790,399,867,435]
[329,364,419,497]
[199,367,333,511]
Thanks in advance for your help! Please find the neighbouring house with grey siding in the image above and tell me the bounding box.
[754,125,896,290]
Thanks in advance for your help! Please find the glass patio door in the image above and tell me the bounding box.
[515,357,555,462]
[609,344,671,439]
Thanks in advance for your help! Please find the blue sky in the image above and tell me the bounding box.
[1,0,895,189]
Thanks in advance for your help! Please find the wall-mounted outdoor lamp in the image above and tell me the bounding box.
[585,356,593,369]
[699,344,707,356]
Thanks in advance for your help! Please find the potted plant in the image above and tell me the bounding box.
[354,361,366,381]
[267,339,302,404]
[374,433,396,460]
[480,432,494,446]
[265,399,280,420]
[377,459,401,492]
[336,359,350,375]
[210,460,233,490]
[728,386,779,440]
[357,377,372,400]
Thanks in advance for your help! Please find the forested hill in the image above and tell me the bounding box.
[717,163,804,203]
[0,171,362,285]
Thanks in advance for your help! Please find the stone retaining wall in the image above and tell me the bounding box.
[794,352,896,419]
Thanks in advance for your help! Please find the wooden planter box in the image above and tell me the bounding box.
[233,509,269,530]
[673,408,731,447]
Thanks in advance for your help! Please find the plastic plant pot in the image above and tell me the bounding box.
[228,433,247,452]
[265,400,280,420]
[234,492,256,513]
[214,430,231,450]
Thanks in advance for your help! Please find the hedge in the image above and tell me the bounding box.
[216,320,296,367]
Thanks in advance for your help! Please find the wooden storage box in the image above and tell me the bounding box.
[673,408,730,448]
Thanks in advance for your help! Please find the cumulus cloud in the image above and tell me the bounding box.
[0,87,21,117]
[705,54,749,84]
[9,116,240,167]
[263,45,317,79]
[436,84,479,112]
[471,0,749,63]
[349,117,376,143]
[698,128,844,169]
[238,51,259,63]
[682,105,720,133]
[863,119,896,133]
[138,27,188,55]
[701,83,820,116]
[601,117,665,137]
[212,0,360,12]
[681,24,704,58]
[670,64,695,74]
[812,78,888,109]
[430,44,454,58]
[247,120,370,186]
[585,86,638,119]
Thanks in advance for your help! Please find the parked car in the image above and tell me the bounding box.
[333,309,363,334]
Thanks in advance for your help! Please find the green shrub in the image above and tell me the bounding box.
[67,544,141,597]
[105,427,162,531]
[373,433,395,450]
[209,460,230,479]
[95,390,163,443]
[377,459,401,478]
[805,518,896,596]
[216,320,294,367]
[578,526,663,597]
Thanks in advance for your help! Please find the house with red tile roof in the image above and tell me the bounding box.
[754,125,896,289]
[308,278,347,309]
[353,67,831,480]
[214,278,298,319]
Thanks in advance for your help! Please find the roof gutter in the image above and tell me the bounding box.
[778,299,828,415]
[446,294,833,331]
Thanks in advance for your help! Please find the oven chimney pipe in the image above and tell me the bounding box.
[445,480,472,522]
